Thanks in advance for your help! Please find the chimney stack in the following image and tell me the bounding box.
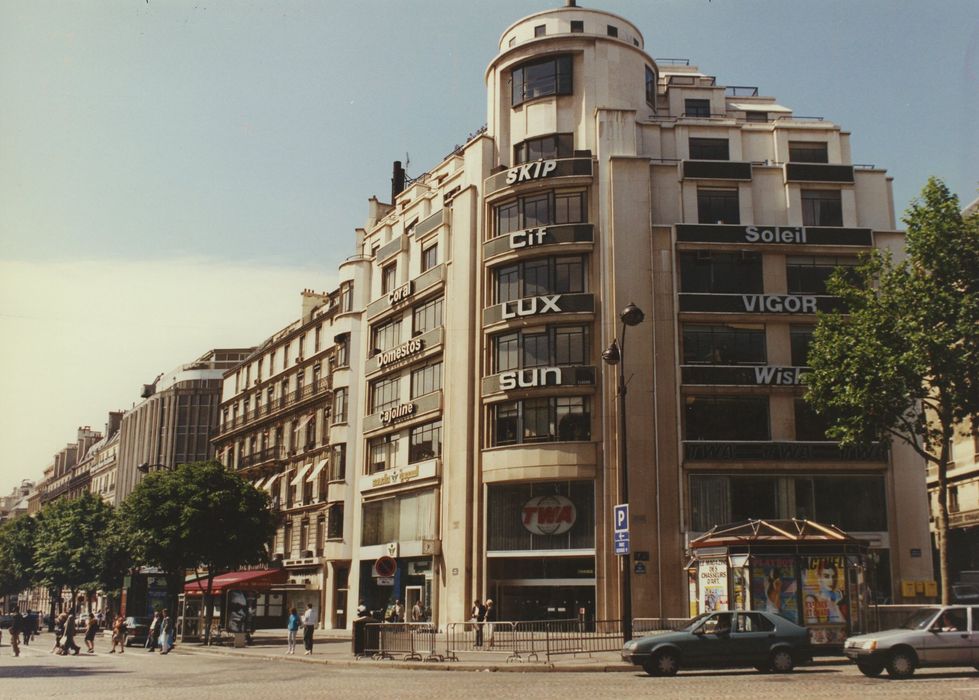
[391,160,406,202]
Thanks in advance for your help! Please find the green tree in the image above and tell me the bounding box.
[34,493,116,612]
[805,177,979,604]
[120,460,275,644]
[0,514,37,602]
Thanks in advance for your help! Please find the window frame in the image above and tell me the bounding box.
[513,132,574,165]
[494,254,588,303]
[511,54,573,107]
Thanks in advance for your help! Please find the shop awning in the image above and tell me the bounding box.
[290,463,312,486]
[184,568,288,596]
[307,458,328,482]
[263,472,284,493]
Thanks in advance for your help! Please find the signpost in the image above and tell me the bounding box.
[613,503,630,555]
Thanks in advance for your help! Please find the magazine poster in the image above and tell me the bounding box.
[802,556,848,624]
[750,558,799,623]
[698,559,729,613]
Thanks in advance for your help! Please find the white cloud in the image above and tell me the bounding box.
[0,258,335,488]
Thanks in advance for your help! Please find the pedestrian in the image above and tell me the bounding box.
[484,599,496,648]
[286,606,300,655]
[301,603,317,655]
[388,599,404,623]
[159,609,173,654]
[84,613,98,653]
[109,615,127,653]
[146,611,161,652]
[471,598,486,648]
[52,612,67,654]
[411,600,424,623]
[9,606,24,657]
[62,610,81,655]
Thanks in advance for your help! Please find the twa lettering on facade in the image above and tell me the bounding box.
[504,159,558,185]
[521,494,577,536]
[741,295,817,314]
[501,294,562,319]
[499,367,561,391]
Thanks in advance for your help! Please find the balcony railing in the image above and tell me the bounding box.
[237,444,286,470]
[218,377,332,434]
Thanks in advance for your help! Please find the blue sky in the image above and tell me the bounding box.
[1,0,976,485]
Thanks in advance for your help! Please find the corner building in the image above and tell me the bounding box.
[345,1,933,626]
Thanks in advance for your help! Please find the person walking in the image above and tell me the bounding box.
[109,615,127,653]
[286,607,300,655]
[84,613,99,653]
[411,600,424,623]
[62,611,81,655]
[388,599,404,623]
[52,612,67,654]
[471,598,486,648]
[484,599,497,648]
[9,607,24,657]
[301,603,317,655]
[159,610,173,654]
[146,611,161,652]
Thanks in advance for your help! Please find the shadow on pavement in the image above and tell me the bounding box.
[0,666,129,678]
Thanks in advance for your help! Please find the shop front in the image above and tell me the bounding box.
[688,519,872,646]
[485,480,595,621]
[180,568,288,640]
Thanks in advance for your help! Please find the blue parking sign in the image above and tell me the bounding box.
[613,503,629,533]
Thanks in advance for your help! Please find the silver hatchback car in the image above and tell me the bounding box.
[844,606,979,678]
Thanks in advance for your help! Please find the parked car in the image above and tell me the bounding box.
[124,616,153,646]
[621,610,812,676]
[952,584,979,604]
[844,605,979,678]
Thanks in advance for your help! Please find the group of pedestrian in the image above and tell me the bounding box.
[283,603,317,655]
[1,607,28,657]
[51,610,82,655]
[470,597,496,648]
[141,609,175,654]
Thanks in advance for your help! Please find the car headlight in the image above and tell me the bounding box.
[624,640,639,651]
[860,640,877,650]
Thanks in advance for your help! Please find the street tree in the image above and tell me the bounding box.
[121,460,275,643]
[0,514,37,603]
[805,177,979,604]
[33,492,117,615]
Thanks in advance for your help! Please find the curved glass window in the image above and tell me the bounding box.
[514,133,573,165]
[493,325,591,372]
[512,55,573,106]
[494,255,587,304]
[491,396,591,446]
[494,189,586,237]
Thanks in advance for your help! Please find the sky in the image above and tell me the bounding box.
[1,0,977,489]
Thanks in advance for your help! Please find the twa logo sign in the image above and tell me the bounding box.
[521,495,577,536]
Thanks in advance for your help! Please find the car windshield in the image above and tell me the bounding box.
[128,617,152,625]
[901,608,939,630]
[683,613,712,631]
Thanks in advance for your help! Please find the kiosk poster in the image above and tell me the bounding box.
[698,559,729,613]
[802,557,848,625]
[750,558,799,623]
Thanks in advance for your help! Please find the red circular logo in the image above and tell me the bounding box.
[374,555,397,577]
[521,495,577,536]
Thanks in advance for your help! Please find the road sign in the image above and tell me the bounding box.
[613,531,630,542]
[614,536,631,555]
[613,503,629,533]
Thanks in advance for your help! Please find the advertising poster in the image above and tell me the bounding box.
[750,558,798,623]
[698,559,729,613]
[802,557,848,624]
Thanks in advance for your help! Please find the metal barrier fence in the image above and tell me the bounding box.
[360,622,444,662]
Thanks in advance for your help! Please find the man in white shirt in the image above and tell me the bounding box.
[301,603,318,654]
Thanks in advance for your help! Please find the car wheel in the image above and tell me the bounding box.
[770,648,795,673]
[649,649,679,676]
[886,649,916,679]
[857,662,884,677]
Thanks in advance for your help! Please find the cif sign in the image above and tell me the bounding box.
[521,495,577,535]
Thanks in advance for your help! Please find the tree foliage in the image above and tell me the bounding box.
[0,514,37,598]
[806,177,979,602]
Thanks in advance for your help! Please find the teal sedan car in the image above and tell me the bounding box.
[622,611,813,676]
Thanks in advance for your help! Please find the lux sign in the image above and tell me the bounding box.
[501,294,562,319]
[522,494,577,536]
[505,159,558,185]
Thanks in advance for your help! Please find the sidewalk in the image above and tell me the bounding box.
[178,628,848,673]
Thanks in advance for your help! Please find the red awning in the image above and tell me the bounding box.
[184,568,288,596]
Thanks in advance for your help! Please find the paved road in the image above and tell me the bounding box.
[2,638,979,700]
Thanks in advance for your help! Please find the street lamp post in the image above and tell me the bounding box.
[602,302,645,642]
[137,462,174,474]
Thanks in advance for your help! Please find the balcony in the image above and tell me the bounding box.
[217,377,332,437]
[785,162,854,184]
[236,444,286,470]
[681,160,752,181]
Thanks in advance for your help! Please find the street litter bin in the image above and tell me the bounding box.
[233,632,247,648]
[352,616,379,657]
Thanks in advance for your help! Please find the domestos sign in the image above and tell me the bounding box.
[376,338,424,368]
[522,494,577,536]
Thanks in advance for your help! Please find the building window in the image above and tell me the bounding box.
[370,375,400,414]
[745,111,768,123]
[491,396,591,446]
[493,189,587,236]
[361,491,435,546]
[283,522,293,556]
[411,360,443,398]
[534,24,546,37]
[645,66,656,107]
[314,326,321,352]
[690,474,886,532]
[684,396,770,441]
[327,503,344,539]
[789,141,829,163]
[794,398,833,441]
[606,24,618,37]
[381,262,398,294]
[790,325,814,366]
[332,387,348,423]
[511,54,573,106]
[335,334,349,368]
[339,282,353,312]
[492,325,590,372]
[950,486,960,513]
[413,296,443,335]
[682,324,766,364]
[330,443,346,481]
[697,188,740,224]
[368,435,397,474]
[495,255,587,303]
[487,481,594,551]
[421,241,439,272]
[316,516,325,555]
[409,420,442,463]
[299,519,309,551]
[570,20,584,33]
[801,190,843,227]
[689,137,730,161]
[513,133,573,165]
[679,251,762,294]
[685,98,711,117]
[372,317,402,353]
[786,256,858,294]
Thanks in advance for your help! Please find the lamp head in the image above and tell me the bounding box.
[602,339,621,365]
[620,302,645,327]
